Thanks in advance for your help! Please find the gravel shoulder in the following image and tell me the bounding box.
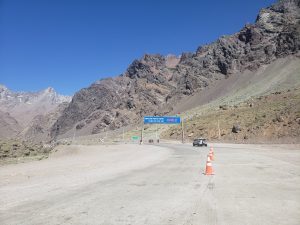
[0,143,299,225]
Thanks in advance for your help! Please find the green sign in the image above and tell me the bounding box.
[131,136,140,140]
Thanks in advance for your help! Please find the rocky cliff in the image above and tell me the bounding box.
[51,0,300,138]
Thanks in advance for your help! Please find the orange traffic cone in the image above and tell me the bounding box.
[209,146,214,160]
[205,155,214,175]
[208,151,214,161]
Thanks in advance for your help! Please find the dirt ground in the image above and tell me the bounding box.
[0,143,299,225]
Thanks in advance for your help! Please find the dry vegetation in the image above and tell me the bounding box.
[0,140,52,165]
[162,88,300,143]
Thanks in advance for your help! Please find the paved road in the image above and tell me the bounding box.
[0,143,299,225]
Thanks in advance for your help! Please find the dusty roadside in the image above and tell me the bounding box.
[0,144,171,211]
[0,143,299,225]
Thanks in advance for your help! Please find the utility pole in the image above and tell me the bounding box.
[140,124,144,144]
[218,119,221,140]
[72,129,76,144]
[181,119,184,144]
[122,127,125,143]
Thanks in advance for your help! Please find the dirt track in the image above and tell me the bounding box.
[0,143,299,225]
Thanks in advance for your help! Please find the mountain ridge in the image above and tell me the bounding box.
[51,0,300,139]
[0,84,71,107]
[0,85,71,140]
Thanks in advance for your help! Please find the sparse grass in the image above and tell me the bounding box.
[161,89,300,143]
[0,139,52,165]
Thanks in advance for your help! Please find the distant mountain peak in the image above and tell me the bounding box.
[0,84,72,135]
[0,85,72,106]
[0,84,8,91]
[44,87,55,93]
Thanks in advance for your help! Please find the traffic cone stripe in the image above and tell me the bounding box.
[209,153,214,161]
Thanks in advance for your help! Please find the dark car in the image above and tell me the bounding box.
[193,138,208,147]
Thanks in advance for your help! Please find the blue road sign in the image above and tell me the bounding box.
[144,116,181,124]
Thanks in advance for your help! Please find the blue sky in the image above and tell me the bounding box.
[0,0,276,95]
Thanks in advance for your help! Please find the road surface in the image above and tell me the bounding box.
[0,143,299,225]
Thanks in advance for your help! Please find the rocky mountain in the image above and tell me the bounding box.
[0,85,70,107]
[51,0,300,139]
[0,110,22,139]
[21,102,70,142]
[0,85,71,140]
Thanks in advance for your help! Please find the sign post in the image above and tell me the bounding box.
[155,124,158,141]
[142,116,182,144]
[140,124,143,144]
[181,119,184,144]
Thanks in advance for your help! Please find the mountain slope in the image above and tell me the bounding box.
[20,102,69,142]
[0,85,71,127]
[0,110,22,139]
[51,0,300,139]
[0,85,71,140]
[162,87,300,144]
[172,55,300,114]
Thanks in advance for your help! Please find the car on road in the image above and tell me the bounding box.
[193,138,208,147]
